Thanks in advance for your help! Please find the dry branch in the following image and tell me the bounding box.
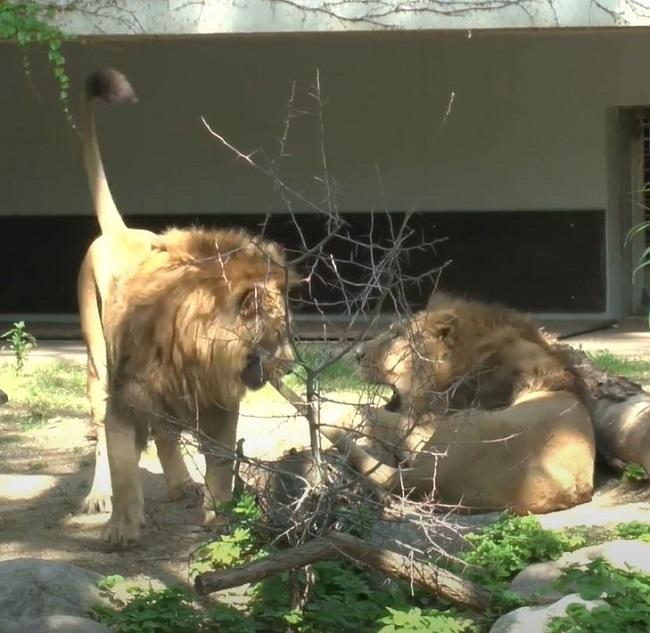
[194,530,492,612]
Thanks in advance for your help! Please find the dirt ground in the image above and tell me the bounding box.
[3,349,650,595]
[0,379,316,589]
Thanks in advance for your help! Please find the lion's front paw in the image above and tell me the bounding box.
[102,504,145,546]
[82,489,113,514]
[168,479,204,506]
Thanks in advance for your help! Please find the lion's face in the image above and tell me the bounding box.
[236,282,294,391]
[356,311,455,412]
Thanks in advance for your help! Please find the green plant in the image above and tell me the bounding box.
[249,560,417,633]
[615,521,650,542]
[0,3,70,112]
[460,516,584,585]
[454,516,586,614]
[286,343,365,393]
[231,490,264,524]
[190,493,266,576]
[548,558,650,632]
[587,350,650,385]
[377,606,478,633]
[95,578,256,633]
[1,321,36,372]
[94,586,205,633]
[622,462,649,483]
[0,359,86,427]
[191,526,259,574]
[97,574,126,591]
[625,204,650,328]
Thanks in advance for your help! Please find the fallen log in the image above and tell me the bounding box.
[194,530,492,611]
[558,345,650,475]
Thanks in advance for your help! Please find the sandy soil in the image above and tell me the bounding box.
[0,384,314,589]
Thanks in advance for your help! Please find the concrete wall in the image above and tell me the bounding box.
[38,0,650,34]
[3,28,650,315]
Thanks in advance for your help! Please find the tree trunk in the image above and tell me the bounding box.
[195,531,492,612]
[557,344,650,474]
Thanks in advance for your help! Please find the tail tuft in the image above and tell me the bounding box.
[85,69,138,105]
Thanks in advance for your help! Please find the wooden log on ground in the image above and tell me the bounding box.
[195,530,492,612]
[557,344,650,474]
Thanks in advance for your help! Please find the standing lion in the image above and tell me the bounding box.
[77,69,296,545]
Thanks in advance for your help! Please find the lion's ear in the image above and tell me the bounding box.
[236,284,264,320]
[427,311,457,347]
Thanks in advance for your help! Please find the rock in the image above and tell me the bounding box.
[510,539,650,601]
[0,559,103,619]
[370,511,504,557]
[536,500,650,531]
[489,594,604,633]
[0,615,111,633]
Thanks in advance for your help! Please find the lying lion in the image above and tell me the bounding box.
[78,69,296,544]
[321,295,596,514]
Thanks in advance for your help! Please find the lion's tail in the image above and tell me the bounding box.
[320,425,400,490]
[83,69,138,237]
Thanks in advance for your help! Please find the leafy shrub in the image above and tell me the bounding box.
[1,321,36,373]
[615,521,650,542]
[377,606,479,632]
[94,586,206,633]
[190,493,266,576]
[549,558,650,632]
[622,463,649,483]
[461,516,584,585]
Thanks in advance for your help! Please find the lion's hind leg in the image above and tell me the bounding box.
[153,428,203,505]
[102,405,146,546]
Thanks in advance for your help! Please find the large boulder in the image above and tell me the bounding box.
[0,559,103,619]
[489,594,603,633]
[510,539,650,602]
[0,615,111,633]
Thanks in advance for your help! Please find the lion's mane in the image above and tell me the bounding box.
[106,227,295,417]
[359,292,586,415]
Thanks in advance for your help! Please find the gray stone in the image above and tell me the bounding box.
[0,615,111,633]
[510,539,650,601]
[370,511,504,557]
[489,594,604,633]
[0,559,103,619]
[536,500,650,531]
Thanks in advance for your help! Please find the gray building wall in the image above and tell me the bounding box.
[2,28,649,317]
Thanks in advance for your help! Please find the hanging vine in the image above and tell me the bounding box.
[0,2,71,120]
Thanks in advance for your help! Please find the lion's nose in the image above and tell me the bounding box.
[354,344,366,362]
